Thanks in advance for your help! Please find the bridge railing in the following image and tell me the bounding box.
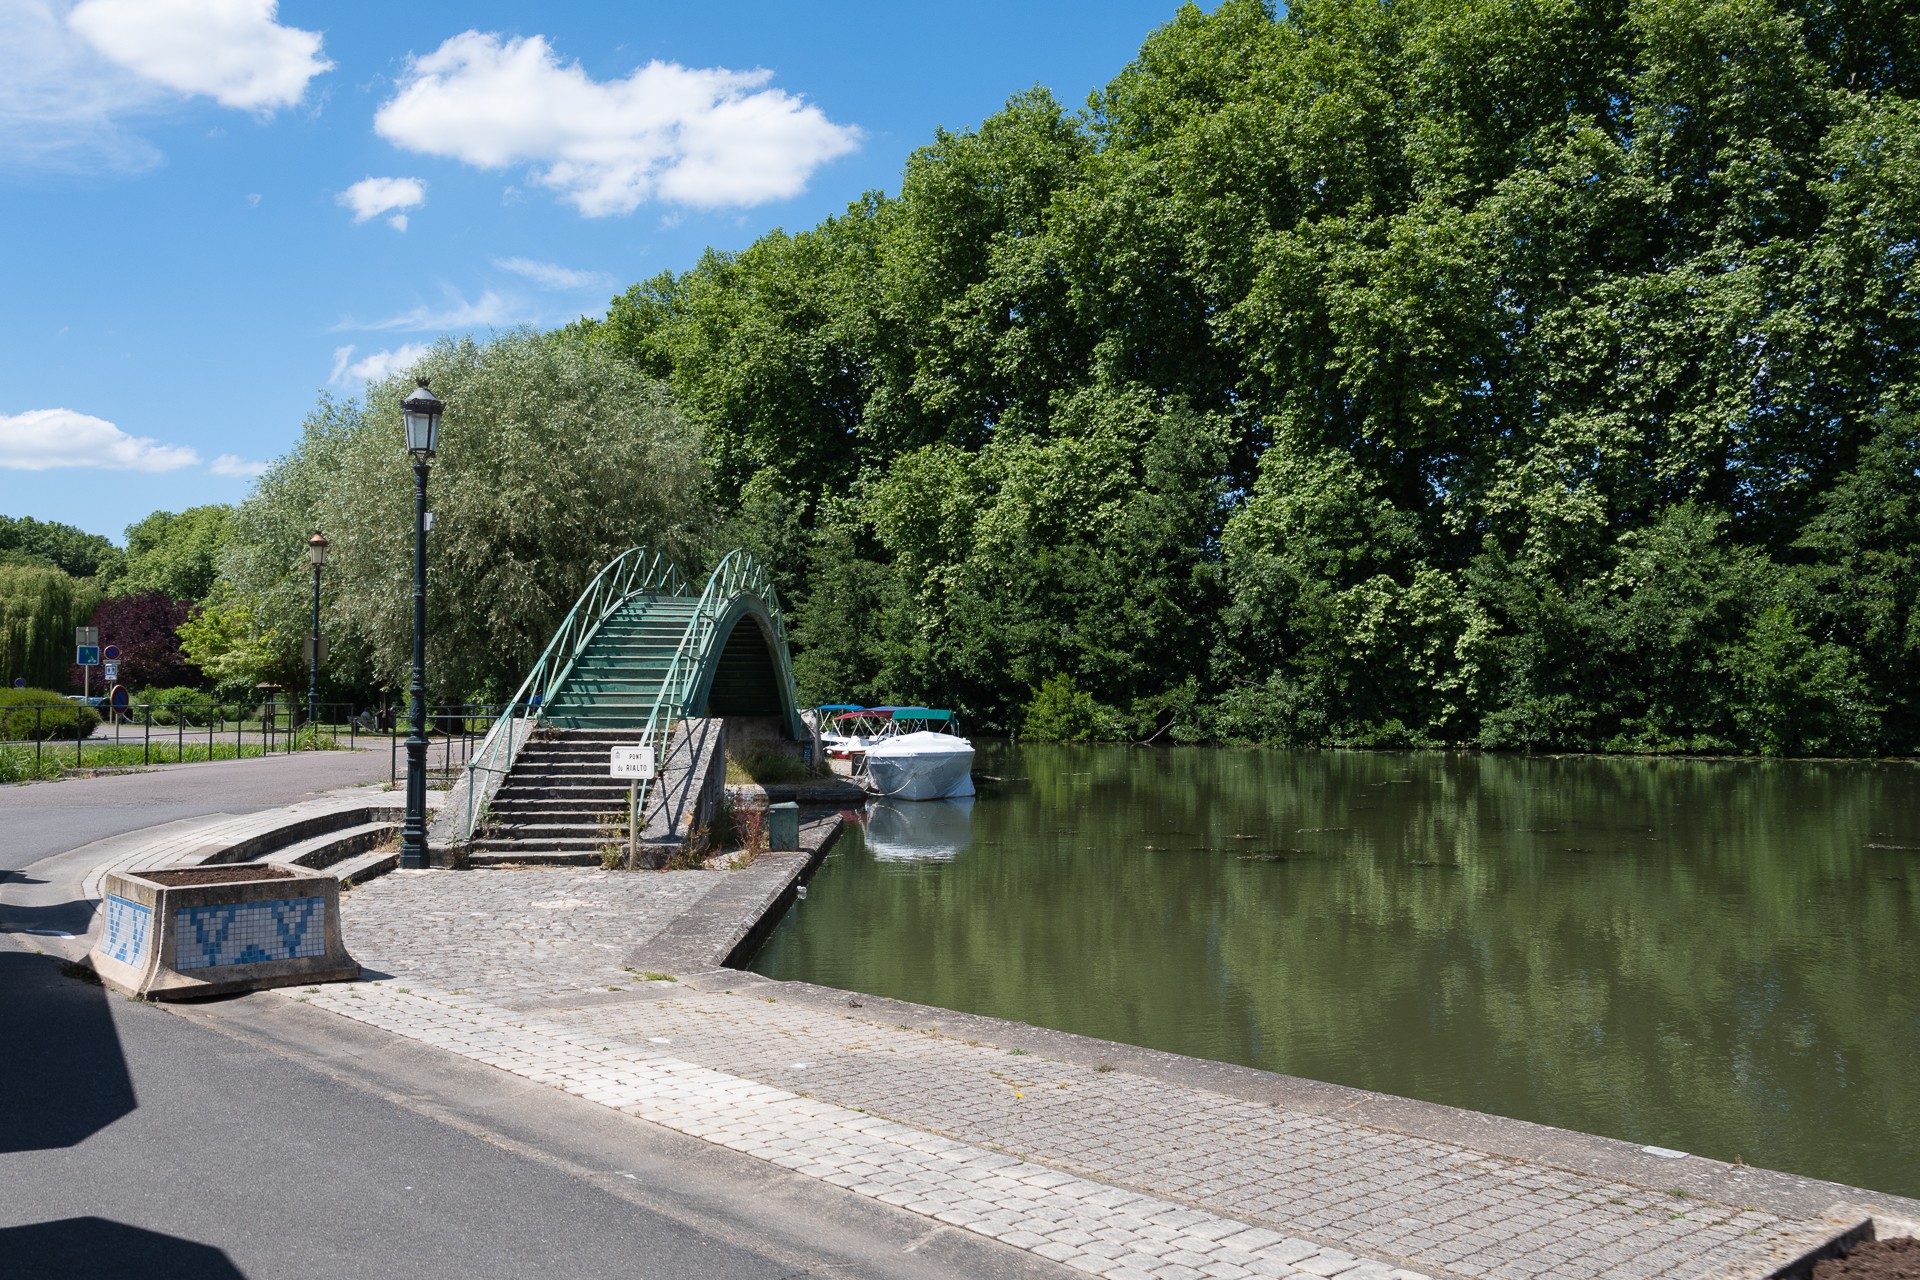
[456,547,690,841]
[628,550,797,836]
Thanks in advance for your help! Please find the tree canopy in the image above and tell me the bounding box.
[571,0,1920,754]
[196,330,709,703]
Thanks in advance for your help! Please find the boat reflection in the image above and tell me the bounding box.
[864,797,975,863]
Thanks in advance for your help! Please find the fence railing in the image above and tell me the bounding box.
[0,698,514,783]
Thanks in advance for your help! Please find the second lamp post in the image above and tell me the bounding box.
[399,376,442,870]
[306,532,328,731]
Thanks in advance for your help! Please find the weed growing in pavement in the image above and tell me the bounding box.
[59,961,101,985]
[595,811,629,870]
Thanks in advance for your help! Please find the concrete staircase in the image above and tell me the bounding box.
[470,729,646,864]
[465,720,729,868]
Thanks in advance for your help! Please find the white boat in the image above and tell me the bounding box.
[814,704,977,799]
[860,708,975,800]
[813,705,889,777]
[865,797,975,862]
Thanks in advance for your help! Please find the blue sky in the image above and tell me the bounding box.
[0,0,1190,544]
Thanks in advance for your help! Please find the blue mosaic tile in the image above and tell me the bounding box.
[173,897,326,971]
[103,895,152,967]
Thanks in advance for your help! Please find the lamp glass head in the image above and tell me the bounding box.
[308,532,329,567]
[401,378,442,457]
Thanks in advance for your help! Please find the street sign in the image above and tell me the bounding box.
[102,644,121,661]
[303,635,329,665]
[609,746,656,779]
[103,661,119,682]
[75,627,98,646]
[75,645,100,666]
[10,678,23,688]
[110,686,129,713]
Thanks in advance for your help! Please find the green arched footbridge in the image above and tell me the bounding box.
[451,548,804,849]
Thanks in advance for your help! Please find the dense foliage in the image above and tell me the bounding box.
[0,515,122,580]
[0,564,101,691]
[578,0,1920,754]
[194,330,709,703]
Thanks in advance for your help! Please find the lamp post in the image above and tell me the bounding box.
[399,377,442,870]
[306,532,329,735]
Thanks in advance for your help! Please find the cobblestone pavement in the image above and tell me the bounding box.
[311,868,1859,1280]
[337,868,727,999]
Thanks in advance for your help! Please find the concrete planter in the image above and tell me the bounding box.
[89,863,358,1000]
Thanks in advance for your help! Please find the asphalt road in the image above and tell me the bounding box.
[0,750,395,872]
[0,949,806,1280]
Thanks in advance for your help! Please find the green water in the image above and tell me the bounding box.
[749,743,1920,1198]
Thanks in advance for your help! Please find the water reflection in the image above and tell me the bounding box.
[865,798,975,864]
[752,743,1920,1198]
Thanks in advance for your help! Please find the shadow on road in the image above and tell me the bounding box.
[0,1217,247,1278]
[0,952,136,1153]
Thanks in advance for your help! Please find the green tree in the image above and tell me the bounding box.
[0,564,101,689]
[116,505,232,602]
[217,330,708,703]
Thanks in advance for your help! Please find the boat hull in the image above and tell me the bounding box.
[861,732,976,800]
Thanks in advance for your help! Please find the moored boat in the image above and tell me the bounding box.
[860,708,975,800]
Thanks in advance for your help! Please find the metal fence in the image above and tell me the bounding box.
[0,698,516,782]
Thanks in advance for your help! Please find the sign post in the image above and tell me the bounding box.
[75,632,100,707]
[609,745,657,869]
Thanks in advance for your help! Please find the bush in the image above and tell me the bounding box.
[136,685,215,726]
[0,688,100,741]
[1020,674,1125,742]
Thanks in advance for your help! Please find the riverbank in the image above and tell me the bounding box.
[292,824,1915,1279]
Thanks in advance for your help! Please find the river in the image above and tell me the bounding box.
[749,742,1920,1198]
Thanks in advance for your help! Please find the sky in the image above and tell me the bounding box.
[0,0,1191,545]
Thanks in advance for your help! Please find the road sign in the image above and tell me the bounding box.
[76,645,100,666]
[303,635,329,665]
[609,746,656,779]
[10,678,23,688]
[103,661,119,682]
[76,627,98,646]
[111,686,129,712]
[102,644,121,661]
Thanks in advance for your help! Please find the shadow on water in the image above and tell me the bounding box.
[0,1218,246,1278]
[0,951,137,1153]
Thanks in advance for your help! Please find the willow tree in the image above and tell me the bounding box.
[206,330,710,704]
[0,565,100,690]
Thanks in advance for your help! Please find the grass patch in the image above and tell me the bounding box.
[1,740,271,781]
[724,748,811,785]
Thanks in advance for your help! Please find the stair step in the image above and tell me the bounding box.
[262,819,398,871]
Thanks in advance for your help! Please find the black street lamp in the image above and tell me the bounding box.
[306,532,329,734]
[399,377,442,870]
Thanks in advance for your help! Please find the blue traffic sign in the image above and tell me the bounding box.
[75,645,100,666]
[102,644,121,661]
[10,677,22,688]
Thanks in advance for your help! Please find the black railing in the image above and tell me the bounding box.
[0,698,521,783]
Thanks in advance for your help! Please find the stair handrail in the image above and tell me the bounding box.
[628,550,798,838]
[458,546,689,841]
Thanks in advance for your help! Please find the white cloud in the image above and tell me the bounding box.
[340,290,517,334]
[493,256,613,291]
[0,408,199,471]
[209,453,269,478]
[0,1,164,172]
[374,32,860,216]
[338,175,425,229]
[329,342,432,385]
[68,0,330,112]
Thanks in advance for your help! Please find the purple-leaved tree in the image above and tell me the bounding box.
[70,592,199,692]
